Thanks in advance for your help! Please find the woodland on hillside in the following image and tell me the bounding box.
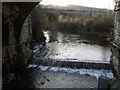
[31,5,114,42]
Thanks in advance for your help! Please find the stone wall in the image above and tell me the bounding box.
[20,14,33,65]
[111,1,120,79]
[2,1,120,80]
[2,2,39,75]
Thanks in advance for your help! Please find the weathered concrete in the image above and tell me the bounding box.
[2,2,39,75]
[111,1,120,79]
[31,58,112,70]
[2,68,98,89]
[39,70,98,88]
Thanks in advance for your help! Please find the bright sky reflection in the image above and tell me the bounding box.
[40,0,115,10]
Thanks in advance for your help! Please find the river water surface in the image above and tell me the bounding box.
[35,30,111,63]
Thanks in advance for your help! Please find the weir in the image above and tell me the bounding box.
[31,30,112,70]
[2,1,120,89]
[31,58,112,70]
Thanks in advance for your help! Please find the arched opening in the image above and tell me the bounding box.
[30,1,115,66]
[2,0,120,89]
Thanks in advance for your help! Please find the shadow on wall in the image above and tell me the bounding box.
[2,2,40,75]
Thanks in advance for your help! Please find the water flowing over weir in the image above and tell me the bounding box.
[31,31,113,72]
[3,2,120,89]
[28,64,114,79]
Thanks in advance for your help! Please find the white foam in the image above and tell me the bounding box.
[33,44,43,53]
[27,64,38,68]
[38,65,51,71]
[28,64,114,79]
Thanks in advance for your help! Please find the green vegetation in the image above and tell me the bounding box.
[31,5,114,42]
[92,13,114,36]
[58,21,84,34]
[57,11,114,39]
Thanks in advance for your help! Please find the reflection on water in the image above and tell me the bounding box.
[43,31,50,42]
[42,31,111,63]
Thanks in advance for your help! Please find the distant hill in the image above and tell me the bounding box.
[42,4,112,12]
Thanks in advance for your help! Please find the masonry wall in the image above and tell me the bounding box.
[111,1,120,79]
[2,2,39,75]
[20,15,33,66]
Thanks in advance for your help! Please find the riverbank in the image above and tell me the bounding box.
[3,66,98,89]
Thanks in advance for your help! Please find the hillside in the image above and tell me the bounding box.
[42,4,112,12]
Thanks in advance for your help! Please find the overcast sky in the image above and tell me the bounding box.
[40,0,115,10]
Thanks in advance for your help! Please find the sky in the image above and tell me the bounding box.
[40,0,115,10]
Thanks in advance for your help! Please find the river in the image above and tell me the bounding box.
[35,30,111,63]
[3,30,114,89]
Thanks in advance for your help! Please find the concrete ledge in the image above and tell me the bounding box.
[31,58,113,70]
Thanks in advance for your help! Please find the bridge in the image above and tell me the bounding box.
[44,6,108,22]
[2,1,120,83]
